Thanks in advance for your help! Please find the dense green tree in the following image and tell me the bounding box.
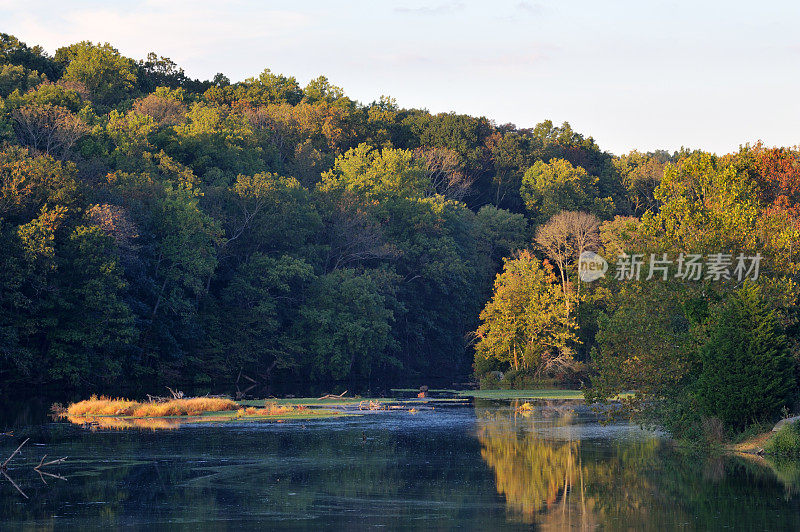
[209,253,313,378]
[299,269,396,381]
[0,33,59,80]
[521,158,614,225]
[695,284,796,429]
[0,63,46,97]
[56,42,139,105]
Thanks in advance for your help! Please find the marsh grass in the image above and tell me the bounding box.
[67,396,141,416]
[66,395,238,418]
[235,402,308,417]
[61,397,348,430]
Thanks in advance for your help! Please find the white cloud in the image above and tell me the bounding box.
[1,1,311,77]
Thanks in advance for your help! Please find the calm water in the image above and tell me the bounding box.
[2,400,800,530]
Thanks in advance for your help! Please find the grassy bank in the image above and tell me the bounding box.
[60,395,348,429]
[727,420,800,457]
[455,389,584,400]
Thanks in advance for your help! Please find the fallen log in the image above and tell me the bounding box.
[318,390,347,400]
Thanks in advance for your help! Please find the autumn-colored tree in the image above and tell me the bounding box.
[475,250,577,375]
[12,103,88,159]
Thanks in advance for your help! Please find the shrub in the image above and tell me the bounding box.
[766,421,800,456]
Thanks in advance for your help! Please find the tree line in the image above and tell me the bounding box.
[2,34,797,431]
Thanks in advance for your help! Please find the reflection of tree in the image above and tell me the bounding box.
[476,402,800,529]
[476,401,671,528]
[476,404,592,526]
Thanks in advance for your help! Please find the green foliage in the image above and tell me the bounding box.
[203,68,303,107]
[319,143,428,200]
[695,284,796,429]
[474,205,528,269]
[1,31,798,403]
[585,281,696,429]
[0,63,47,97]
[209,253,313,376]
[766,421,800,456]
[299,269,396,381]
[0,33,59,80]
[521,158,614,225]
[57,41,138,105]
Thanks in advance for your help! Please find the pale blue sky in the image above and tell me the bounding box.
[2,0,798,155]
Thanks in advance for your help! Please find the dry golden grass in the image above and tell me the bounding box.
[65,395,238,418]
[130,397,238,417]
[235,402,308,418]
[67,395,140,416]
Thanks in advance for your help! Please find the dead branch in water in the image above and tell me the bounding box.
[318,390,347,400]
[1,469,27,498]
[1,439,68,497]
[1,438,29,469]
[146,394,169,403]
[34,455,68,484]
[1,438,30,499]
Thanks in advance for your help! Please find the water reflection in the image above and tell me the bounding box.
[3,402,800,528]
[476,399,800,529]
[65,415,181,431]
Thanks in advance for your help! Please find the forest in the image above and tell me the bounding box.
[1,35,799,439]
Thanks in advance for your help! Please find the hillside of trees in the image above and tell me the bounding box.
[1,34,798,429]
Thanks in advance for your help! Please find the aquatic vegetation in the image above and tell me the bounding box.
[59,397,352,430]
[66,396,141,417]
[66,396,238,417]
[130,397,239,417]
[235,403,308,417]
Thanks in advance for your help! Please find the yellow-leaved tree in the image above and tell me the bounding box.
[474,249,578,376]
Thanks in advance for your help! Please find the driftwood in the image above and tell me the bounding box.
[34,455,68,484]
[318,390,347,400]
[1,439,30,498]
[1,438,68,497]
[146,394,168,403]
[235,370,259,400]
[1,438,28,470]
[358,400,384,411]
[1,469,26,498]
[166,387,184,399]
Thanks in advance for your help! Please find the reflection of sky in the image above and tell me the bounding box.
[3,0,799,155]
[487,402,665,441]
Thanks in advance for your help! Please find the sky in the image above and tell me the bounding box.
[2,0,799,155]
